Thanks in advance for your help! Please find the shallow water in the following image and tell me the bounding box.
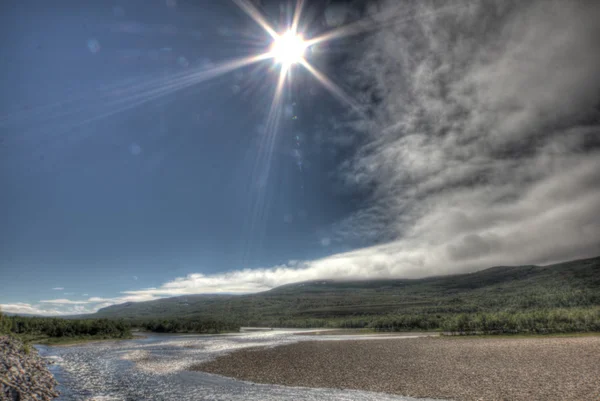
[36,329,442,401]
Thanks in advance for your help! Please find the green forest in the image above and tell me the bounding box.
[268,307,600,334]
[129,318,241,334]
[0,312,133,344]
[3,307,598,340]
[0,310,240,345]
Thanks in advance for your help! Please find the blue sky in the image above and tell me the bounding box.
[1,0,599,315]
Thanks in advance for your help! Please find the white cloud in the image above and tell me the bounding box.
[40,299,92,305]
[0,303,63,316]
[1,293,154,315]
[87,294,159,304]
[27,294,162,315]
[331,0,600,258]
[51,287,64,290]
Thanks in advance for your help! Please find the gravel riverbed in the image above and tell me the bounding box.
[1,335,59,401]
[193,335,600,401]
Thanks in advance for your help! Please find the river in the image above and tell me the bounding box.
[35,329,441,401]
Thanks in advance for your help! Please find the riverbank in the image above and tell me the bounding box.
[294,329,438,337]
[1,335,59,400]
[193,334,600,401]
[14,333,136,346]
[47,334,139,347]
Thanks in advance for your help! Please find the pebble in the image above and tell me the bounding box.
[194,336,600,401]
[1,335,59,400]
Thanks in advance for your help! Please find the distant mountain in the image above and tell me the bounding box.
[2,312,45,318]
[90,256,600,324]
[94,294,234,318]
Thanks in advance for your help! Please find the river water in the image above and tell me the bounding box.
[35,329,441,401]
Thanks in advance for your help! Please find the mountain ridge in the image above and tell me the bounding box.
[87,256,600,324]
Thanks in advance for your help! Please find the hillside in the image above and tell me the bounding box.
[90,256,600,326]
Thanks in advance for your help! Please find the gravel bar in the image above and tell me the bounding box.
[1,335,59,401]
[192,335,600,401]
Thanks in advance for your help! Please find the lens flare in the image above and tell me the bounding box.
[270,31,307,66]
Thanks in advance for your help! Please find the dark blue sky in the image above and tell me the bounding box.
[0,0,364,310]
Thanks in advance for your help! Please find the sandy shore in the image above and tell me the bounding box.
[192,335,600,401]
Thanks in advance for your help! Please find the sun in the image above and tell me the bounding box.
[270,31,307,66]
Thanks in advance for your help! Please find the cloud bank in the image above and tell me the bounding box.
[332,0,600,264]
[3,0,599,315]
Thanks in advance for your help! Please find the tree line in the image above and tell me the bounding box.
[130,318,240,334]
[0,308,12,334]
[2,306,598,338]
[3,315,131,339]
[258,307,600,334]
[0,309,240,340]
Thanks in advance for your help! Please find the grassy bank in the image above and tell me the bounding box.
[15,333,136,346]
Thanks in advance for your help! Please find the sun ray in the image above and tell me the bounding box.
[291,0,305,34]
[299,58,361,115]
[8,52,274,136]
[306,3,467,47]
[232,0,279,39]
[304,8,389,47]
[258,65,288,191]
[242,64,288,264]
[18,52,274,152]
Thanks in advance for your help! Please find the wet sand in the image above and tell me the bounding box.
[193,335,600,401]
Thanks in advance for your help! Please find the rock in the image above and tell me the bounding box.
[0,335,59,400]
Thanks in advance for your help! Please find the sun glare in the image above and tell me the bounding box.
[270,31,307,65]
